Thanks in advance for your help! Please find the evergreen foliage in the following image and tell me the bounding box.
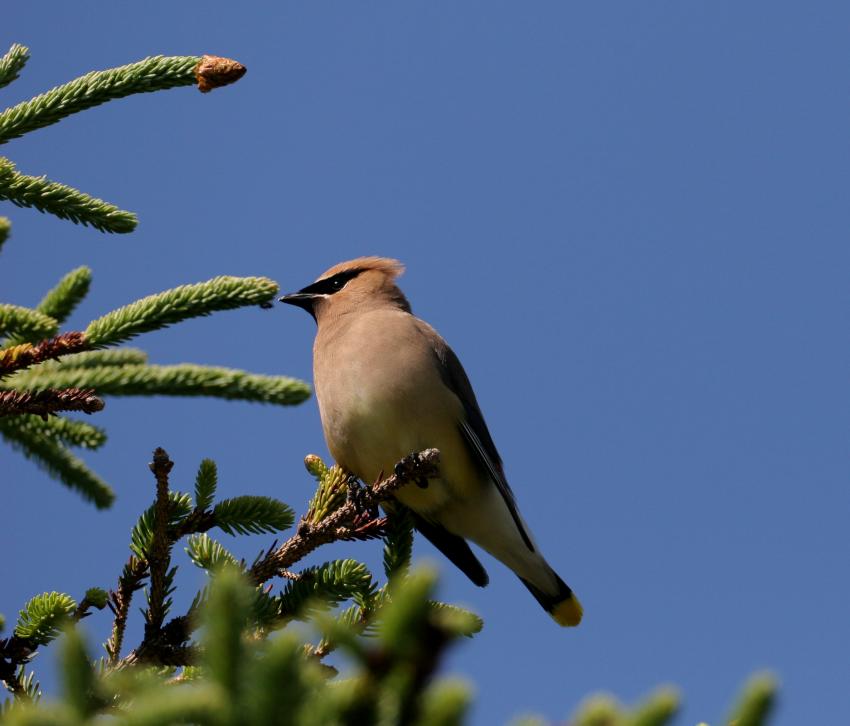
[0,43,306,506]
[13,592,76,646]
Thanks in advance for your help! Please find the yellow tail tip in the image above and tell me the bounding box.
[552,594,583,627]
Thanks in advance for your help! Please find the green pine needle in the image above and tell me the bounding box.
[212,496,294,536]
[0,420,114,507]
[5,363,310,406]
[194,459,218,511]
[0,55,202,144]
[14,592,76,645]
[85,276,280,347]
[36,266,92,326]
[0,157,137,233]
[130,491,193,558]
[0,44,30,90]
[0,303,58,341]
[3,414,107,449]
[185,533,239,572]
[279,560,376,620]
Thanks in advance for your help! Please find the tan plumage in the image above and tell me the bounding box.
[280,257,582,626]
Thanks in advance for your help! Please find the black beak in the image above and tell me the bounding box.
[279,292,318,316]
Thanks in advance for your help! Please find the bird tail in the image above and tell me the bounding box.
[519,570,583,627]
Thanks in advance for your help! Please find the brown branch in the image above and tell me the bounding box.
[105,557,148,664]
[0,331,89,377]
[249,449,440,585]
[116,615,195,670]
[146,448,175,634]
[0,387,104,418]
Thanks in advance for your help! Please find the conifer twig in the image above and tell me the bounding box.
[0,157,137,233]
[0,303,58,343]
[84,276,279,347]
[5,414,106,449]
[0,588,103,698]
[146,448,175,634]
[0,331,89,377]
[34,266,92,326]
[0,387,103,417]
[0,54,243,144]
[249,449,441,584]
[6,362,310,405]
[0,44,29,90]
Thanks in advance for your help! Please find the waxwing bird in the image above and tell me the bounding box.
[280,257,582,626]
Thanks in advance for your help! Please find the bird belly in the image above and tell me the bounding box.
[320,368,479,516]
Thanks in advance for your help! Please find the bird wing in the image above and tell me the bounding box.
[419,320,535,553]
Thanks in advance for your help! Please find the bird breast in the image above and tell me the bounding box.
[313,310,476,514]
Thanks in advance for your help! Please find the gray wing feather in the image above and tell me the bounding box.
[420,320,535,552]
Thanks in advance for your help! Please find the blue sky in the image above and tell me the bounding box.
[2,3,848,723]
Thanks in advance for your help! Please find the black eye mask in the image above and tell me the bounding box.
[297,268,364,296]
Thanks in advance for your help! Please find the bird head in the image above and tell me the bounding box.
[279,256,411,322]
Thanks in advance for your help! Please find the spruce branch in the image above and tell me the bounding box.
[0,304,58,342]
[146,448,175,634]
[278,560,376,621]
[0,54,244,145]
[84,276,279,347]
[7,414,106,449]
[193,459,217,511]
[249,449,441,584]
[130,491,194,560]
[212,496,294,536]
[51,347,148,369]
[0,419,114,507]
[0,157,137,233]
[0,332,89,377]
[6,362,310,405]
[186,534,239,572]
[34,266,92,327]
[0,387,103,418]
[0,587,98,701]
[0,44,29,90]
[13,592,76,646]
[304,458,349,524]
